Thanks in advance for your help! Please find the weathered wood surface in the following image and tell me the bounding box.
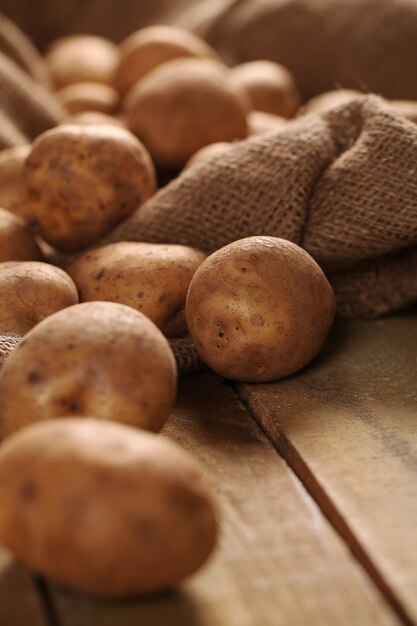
[238,314,417,626]
[0,547,48,626]
[49,373,401,626]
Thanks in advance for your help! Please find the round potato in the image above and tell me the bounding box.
[0,261,78,335]
[44,35,120,89]
[64,111,125,128]
[0,145,31,220]
[23,124,156,252]
[247,111,288,136]
[0,302,177,436]
[0,208,41,263]
[56,82,119,115]
[185,236,336,382]
[114,25,219,97]
[390,100,417,123]
[67,242,206,336]
[229,61,301,118]
[0,418,218,597]
[124,58,249,168]
[184,142,234,170]
[299,89,362,115]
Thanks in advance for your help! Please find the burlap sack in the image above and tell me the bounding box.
[2,0,417,100]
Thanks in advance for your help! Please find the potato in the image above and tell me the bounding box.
[184,142,234,170]
[64,111,125,128]
[229,61,301,118]
[23,124,156,252]
[390,100,417,123]
[0,145,31,220]
[247,111,288,136]
[44,35,120,89]
[67,242,206,336]
[0,418,218,597]
[0,261,78,335]
[0,208,41,263]
[0,302,177,436]
[56,82,119,115]
[124,58,249,168]
[299,89,362,115]
[185,236,336,382]
[114,25,220,97]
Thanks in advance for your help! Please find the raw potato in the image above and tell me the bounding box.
[45,35,120,89]
[0,261,78,335]
[114,25,220,97]
[124,58,249,168]
[390,100,417,123]
[23,124,156,252]
[64,111,125,128]
[184,142,234,170]
[0,302,177,436]
[56,82,119,115]
[0,145,31,220]
[0,208,42,263]
[230,61,301,118]
[247,111,288,136]
[67,242,207,335]
[299,89,362,115]
[185,236,336,382]
[0,418,218,597]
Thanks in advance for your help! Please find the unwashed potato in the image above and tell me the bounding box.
[229,61,301,118]
[186,236,336,382]
[0,261,78,335]
[299,89,362,115]
[23,124,156,252]
[0,208,42,263]
[114,25,220,97]
[390,100,417,123]
[64,111,125,127]
[124,58,249,168]
[247,111,288,136]
[184,141,234,170]
[0,418,218,597]
[0,302,177,436]
[44,35,120,89]
[0,145,31,220]
[67,242,206,336]
[56,82,119,115]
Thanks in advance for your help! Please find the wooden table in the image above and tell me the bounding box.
[1,313,416,626]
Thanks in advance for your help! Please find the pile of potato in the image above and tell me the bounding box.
[4,21,416,599]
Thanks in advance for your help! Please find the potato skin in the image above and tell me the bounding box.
[247,111,288,136]
[56,82,119,115]
[114,25,220,97]
[67,242,206,334]
[23,124,156,252]
[124,58,248,168]
[0,145,31,220]
[0,261,78,335]
[0,418,218,598]
[184,142,233,170]
[45,35,120,89]
[185,236,336,382]
[0,302,177,436]
[0,208,42,263]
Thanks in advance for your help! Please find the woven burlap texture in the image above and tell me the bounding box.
[107,95,417,320]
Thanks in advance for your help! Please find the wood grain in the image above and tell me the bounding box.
[0,547,49,626]
[238,314,417,626]
[49,373,400,626]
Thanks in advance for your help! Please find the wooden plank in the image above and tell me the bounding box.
[49,373,401,626]
[238,313,417,626]
[0,547,50,626]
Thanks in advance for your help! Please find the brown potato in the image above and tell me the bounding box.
[0,208,42,263]
[230,61,301,118]
[0,302,177,436]
[247,111,288,136]
[185,236,336,382]
[44,35,120,89]
[67,242,206,336]
[114,25,220,97]
[390,100,417,123]
[0,145,31,220]
[124,58,249,168]
[0,418,218,597]
[64,111,125,128]
[0,261,78,335]
[299,89,362,115]
[56,82,119,115]
[184,141,234,170]
[23,124,156,252]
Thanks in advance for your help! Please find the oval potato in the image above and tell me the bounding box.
[56,82,119,115]
[0,208,42,263]
[0,418,218,597]
[0,145,31,220]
